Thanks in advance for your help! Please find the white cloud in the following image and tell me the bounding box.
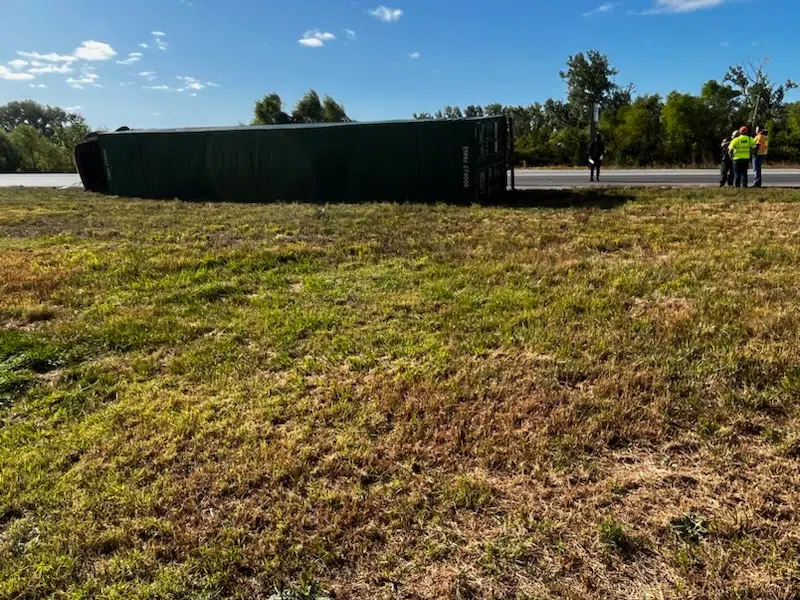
[17,50,76,63]
[30,61,43,67]
[409,51,420,59]
[206,81,220,88]
[345,28,356,41]
[117,52,142,65]
[28,64,73,75]
[299,29,336,47]
[190,93,198,97]
[369,5,403,22]
[138,71,157,81]
[0,65,35,80]
[139,42,149,49]
[74,41,117,61]
[144,84,174,91]
[645,0,727,13]
[152,31,166,37]
[583,3,618,17]
[8,59,28,70]
[65,106,82,112]
[66,67,100,89]
[155,37,168,52]
[29,83,47,88]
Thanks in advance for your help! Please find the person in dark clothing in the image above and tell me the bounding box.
[589,135,605,182]
[719,130,738,187]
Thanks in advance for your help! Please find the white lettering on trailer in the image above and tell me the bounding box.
[462,146,469,189]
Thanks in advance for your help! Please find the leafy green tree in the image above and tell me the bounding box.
[484,103,504,116]
[8,124,64,172]
[253,93,291,124]
[0,100,86,141]
[0,130,22,172]
[464,105,484,118]
[559,50,621,137]
[662,92,713,164]
[603,95,663,166]
[322,96,350,122]
[292,90,324,123]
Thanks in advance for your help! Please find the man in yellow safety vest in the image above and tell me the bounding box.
[753,126,769,187]
[728,126,758,188]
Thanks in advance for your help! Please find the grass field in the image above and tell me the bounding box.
[2,187,800,599]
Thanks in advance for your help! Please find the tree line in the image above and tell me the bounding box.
[3,51,797,173]
[414,51,799,167]
[0,101,89,172]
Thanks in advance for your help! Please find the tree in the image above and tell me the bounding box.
[8,124,63,172]
[662,92,714,164]
[559,50,621,137]
[253,93,291,125]
[724,59,797,126]
[443,105,463,119]
[0,130,22,172]
[464,105,484,118]
[322,96,350,122]
[292,90,324,123]
[0,100,86,141]
[603,95,663,166]
[484,103,504,116]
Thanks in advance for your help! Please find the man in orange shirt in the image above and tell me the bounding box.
[753,127,769,187]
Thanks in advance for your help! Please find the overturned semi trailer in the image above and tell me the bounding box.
[74,117,512,204]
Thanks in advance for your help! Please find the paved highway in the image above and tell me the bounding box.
[0,173,82,188]
[514,168,800,189]
[2,169,800,191]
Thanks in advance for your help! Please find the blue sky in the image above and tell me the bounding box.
[1,0,797,129]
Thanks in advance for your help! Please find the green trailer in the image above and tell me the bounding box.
[75,117,511,204]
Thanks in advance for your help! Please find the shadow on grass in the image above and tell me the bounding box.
[487,188,634,209]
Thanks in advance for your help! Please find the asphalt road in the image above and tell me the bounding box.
[514,168,800,189]
[0,173,82,188]
[3,169,800,191]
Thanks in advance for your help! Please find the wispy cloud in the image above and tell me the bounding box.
[643,0,728,14]
[28,64,73,75]
[29,83,47,88]
[139,42,149,49]
[298,29,336,47]
[151,32,168,52]
[0,65,35,80]
[8,59,28,70]
[66,67,100,89]
[369,5,403,22]
[138,71,157,81]
[74,41,117,61]
[345,28,357,41]
[144,84,174,91]
[583,3,619,17]
[409,51,420,59]
[17,50,76,63]
[117,52,143,65]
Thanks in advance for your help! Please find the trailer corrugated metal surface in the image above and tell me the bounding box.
[75,117,509,204]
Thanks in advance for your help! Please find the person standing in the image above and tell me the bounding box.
[728,126,757,188]
[589,134,605,182]
[753,126,769,187]
[720,130,738,187]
